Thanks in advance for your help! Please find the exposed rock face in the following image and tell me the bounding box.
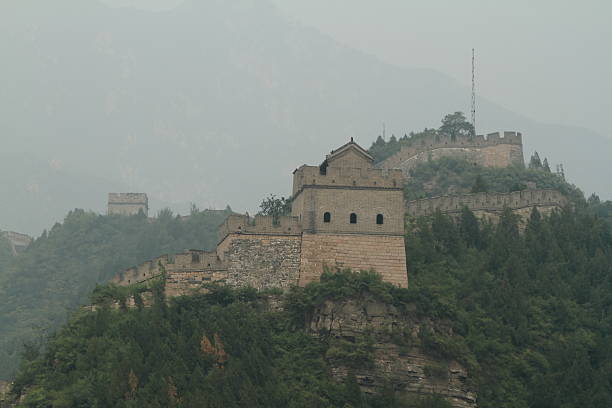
[309,297,477,407]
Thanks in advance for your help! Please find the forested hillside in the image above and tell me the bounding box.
[0,207,232,380]
[8,205,612,407]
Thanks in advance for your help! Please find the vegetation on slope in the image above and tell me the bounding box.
[403,157,582,202]
[407,207,612,407]
[0,234,13,272]
[11,273,451,408]
[368,112,475,163]
[0,207,232,381]
[10,204,612,408]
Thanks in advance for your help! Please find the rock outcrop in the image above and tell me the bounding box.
[309,297,477,407]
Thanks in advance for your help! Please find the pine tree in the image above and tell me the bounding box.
[471,175,488,193]
[529,152,542,169]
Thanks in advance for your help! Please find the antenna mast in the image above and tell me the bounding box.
[471,48,476,135]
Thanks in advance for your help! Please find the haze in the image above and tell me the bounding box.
[106,0,612,138]
[1,0,610,235]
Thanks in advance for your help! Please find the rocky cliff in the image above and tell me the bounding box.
[308,296,477,407]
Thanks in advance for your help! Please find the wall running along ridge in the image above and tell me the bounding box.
[379,131,524,176]
[406,189,567,223]
[109,139,409,296]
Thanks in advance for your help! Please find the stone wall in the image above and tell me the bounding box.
[107,193,148,216]
[406,189,567,218]
[165,250,227,297]
[291,187,405,235]
[379,131,524,175]
[111,255,168,286]
[299,233,407,288]
[218,215,301,243]
[1,231,32,255]
[221,234,302,290]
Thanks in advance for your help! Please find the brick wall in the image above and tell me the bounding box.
[378,132,524,175]
[299,233,407,288]
[292,187,405,235]
[406,189,567,218]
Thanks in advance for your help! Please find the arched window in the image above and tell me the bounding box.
[376,214,384,225]
[350,213,357,224]
[323,212,331,223]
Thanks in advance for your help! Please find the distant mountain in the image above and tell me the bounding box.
[2,0,610,234]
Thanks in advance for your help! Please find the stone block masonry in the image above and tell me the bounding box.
[109,139,409,297]
[379,131,524,176]
[299,233,407,288]
[108,193,148,216]
[222,234,302,290]
[406,189,567,218]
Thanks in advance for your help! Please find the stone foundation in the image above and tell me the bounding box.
[222,234,302,290]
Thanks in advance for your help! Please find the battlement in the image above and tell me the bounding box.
[1,230,32,255]
[111,255,169,286]
[169,249,225,271]
[379,131,524,171]
[406,189,567,218]
[107,138,409,296]
[108,193,148,216]
[292,165,403,195]
[218,214,302,242]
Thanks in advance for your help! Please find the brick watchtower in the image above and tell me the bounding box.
[292,139,408,287]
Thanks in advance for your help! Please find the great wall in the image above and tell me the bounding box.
[406,189,568,221]
[112,140,408,295]
[0,231,32,256]
[378,131,524,175]
[108,132,570,298]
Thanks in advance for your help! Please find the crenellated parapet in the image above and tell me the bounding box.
[379,131,524,172]
[107,138,409,298]
[218,214,302,243]
[406,189,567,218]
[292,165,403,195]
[111,255,169,286]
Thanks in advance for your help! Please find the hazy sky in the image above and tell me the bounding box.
[102,0,612,139]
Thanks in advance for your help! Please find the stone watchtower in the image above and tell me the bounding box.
[292,139,408,287]
[107,193,148,216]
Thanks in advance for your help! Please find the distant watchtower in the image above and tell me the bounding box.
[107,193,148,216]
[292,139,408,287]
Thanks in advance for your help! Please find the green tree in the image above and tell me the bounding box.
[258,194,292,224]
[439,112,474,140]
[471,174,488,193]
[529,152,542,169]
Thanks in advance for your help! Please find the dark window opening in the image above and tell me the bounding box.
[376,214,384,225]
[323,212,331,223]
[350,213,357,224]
[192,253,200,263]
